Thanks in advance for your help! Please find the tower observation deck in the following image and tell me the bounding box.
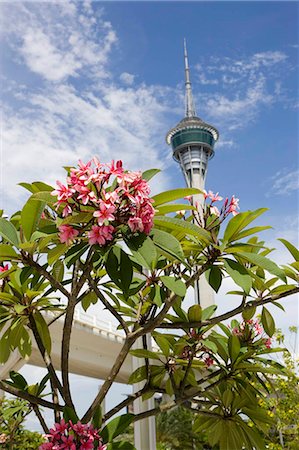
[166,40,219,191]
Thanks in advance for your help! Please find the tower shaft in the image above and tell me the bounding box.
[166,41,219,307]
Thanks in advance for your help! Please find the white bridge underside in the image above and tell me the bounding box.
[0,310,132,383]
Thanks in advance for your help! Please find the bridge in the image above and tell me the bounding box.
[0,308,157,450]
[0,308,132,382]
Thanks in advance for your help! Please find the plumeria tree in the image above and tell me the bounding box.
[0,157,298,450]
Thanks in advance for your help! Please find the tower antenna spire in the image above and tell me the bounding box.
[184,38,196,118]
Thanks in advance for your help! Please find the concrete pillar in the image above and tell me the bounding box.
[132,336,156,450]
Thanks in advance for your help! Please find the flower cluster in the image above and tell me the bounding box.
[232,319,272,348]
[51,158,155,247]
[39,419,106,450]
[180,330,215,368]
[184,190,240,231]
[203,190,240,218]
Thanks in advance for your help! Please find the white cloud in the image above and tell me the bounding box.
[193,50,292,131]
[1,1,117,82]
[119,72,135,86]
[269,169,299,196]
[202,76,272,130]
[0,1,179,214]
[21,28,81,82]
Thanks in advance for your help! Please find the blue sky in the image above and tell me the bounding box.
[1,0,298,431]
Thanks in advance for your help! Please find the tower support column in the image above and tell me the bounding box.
[132,336,156,450]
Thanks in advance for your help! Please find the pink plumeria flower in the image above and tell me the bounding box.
[77,186,97,205]
[184,195,193,202]
[208,191,223,202]
[58,225,79,245]
[210,206,220,217]
[203,189,209,200]
[109,159,124,178]
[204,356,214,367]
[62,205,73,217]
[60,434,76,450]
[228,195,240,216]
[52,181,75,202]
[0,264,9,273]
[80,439,94,450]
[265,338,272,349]
[128,217,144,233]
[254,320,263,335]
[93,202,116,225]
[88,225,115,246]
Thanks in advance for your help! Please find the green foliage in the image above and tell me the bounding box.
[156,406,210,450]
[0,165,298,450]
[260,329,299,450]
[0,398,44,450]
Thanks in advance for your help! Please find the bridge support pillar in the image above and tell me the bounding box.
[132,336,156,450]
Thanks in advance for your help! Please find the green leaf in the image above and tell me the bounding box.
[101,414,134,444]
[21,197,45,241]
[151,229,185,262]
[142,168,161,181]
[48,244,67,266]
[61,212,93,225]
[242,306,256,321]
[91,404,102,429]
[153,285,163,307]
[0,219,19,247]
[32,181,54,192]
[63,406,79,423]
[81,291,98,312]
[223,259,252,294]
[202,304,217,320]
[127,235,157,270]
[31,191,57,205]
[130,349,162,360]
[206,266,222,292]
[188,304,202,322]
[278,238,299,261]
[237,251,286,282]
[152,188,202,206]
[128,365,148,384]
[156,204,196,215]
[9,371,27,390]
[0,244,20,261]
[160,276,186,297]
[0,332,10,363]
[18,327,31,358]
[105,247,133,294]
[165,377,174,396]
[154,334,171,356]
[33,311,51,354]
[235,225,272,241]
[52,260,64,282]
[222,208,268,244]
[261,307,275,337]
[228,334,240,363]
[154,216,211,243]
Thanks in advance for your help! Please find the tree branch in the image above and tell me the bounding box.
[61,295,76,410]
[32,404,49,434]
[87,275,129,335]
[103,387,148,422]
[0,380,64,411]
[22,253,70,299]
[131,259,214,339]
[81,337,134,423]
[28,314,64,399]
[156,286,299,329]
